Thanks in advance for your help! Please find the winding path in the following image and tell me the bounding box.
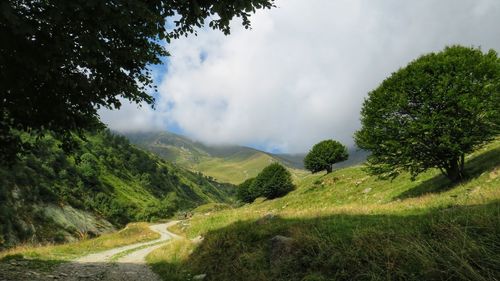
[51,221,180,281]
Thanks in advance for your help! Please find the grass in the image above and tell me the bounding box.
[147,140,500,281]
[146,238,194,281]
[0,222,159,271]
[195,153,309,185]
[133,131,308,185]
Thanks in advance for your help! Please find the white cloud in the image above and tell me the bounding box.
[100,0,500,153]
[98,99,164,132]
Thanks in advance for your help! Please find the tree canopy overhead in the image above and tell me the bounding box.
[355,45,500,182]
[0,0,275,162]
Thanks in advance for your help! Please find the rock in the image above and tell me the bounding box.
[256,212,276,225]
[193,273,207,280]
[59,273,68,277]
[191,235,204,244]
[269,235,294,266]
[263,213,275,219]
[489,168,498,179]
[362,188,372,194]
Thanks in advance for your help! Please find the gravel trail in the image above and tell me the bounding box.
[0,221,180,281]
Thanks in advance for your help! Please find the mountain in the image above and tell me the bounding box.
[123,131,304,184]
[123,131,368,184]
[0,130,233,248]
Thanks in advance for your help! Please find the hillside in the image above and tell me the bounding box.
[146,139,500,281]
[0,131,234,249]
[124,131,367,184]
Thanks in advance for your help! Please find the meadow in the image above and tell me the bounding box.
[147,139,500,281]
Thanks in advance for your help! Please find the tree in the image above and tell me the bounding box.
[77,152,100,185]
[237,178,256,203]
[355,46,500,182]
[304,140,348,173]
[0,0,275,163]
[250,163,294,200]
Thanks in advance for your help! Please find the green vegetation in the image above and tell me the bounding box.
[147,139,500,281]
[304,140,348,173]
[0,130,234,248]
[0,222,158,270]
[237,163,295,203]
[355,45,500,182]
[0,0,275,162]
[237,178,257,203]
[146,238,194,281]
[249,163,295,201]
[125,131,309,184]
[191,203,233,215]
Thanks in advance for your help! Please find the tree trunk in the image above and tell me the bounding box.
[444,155,465,182]
[325,165,332,174]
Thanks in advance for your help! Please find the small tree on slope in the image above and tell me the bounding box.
[355,45,500,182]
[304,140,348,174]
[237,178,256,203]
[250,163,295,200]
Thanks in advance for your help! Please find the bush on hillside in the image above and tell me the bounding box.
[304,140,348,174]
[237,178,256,203]
[249,163,295,200]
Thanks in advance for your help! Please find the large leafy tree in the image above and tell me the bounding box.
[0,0,274,162]
[304,140,348,173]
[355,46,500,182]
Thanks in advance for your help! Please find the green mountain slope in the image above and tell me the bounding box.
[125,131,366,184]
[147,139,500,281]
[0,131,234,248]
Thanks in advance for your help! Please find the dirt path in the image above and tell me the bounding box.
[1,221,180,281]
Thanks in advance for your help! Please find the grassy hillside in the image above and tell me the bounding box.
[0,130,234,249]
[125,131,328,184]
[147,139,500,281]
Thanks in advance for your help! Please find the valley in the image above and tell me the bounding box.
[124,131,367,184]
[1,2,499,280]
[0,131,234,248]
[1,139,498,281]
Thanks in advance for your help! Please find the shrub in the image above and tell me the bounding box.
[304,140,348,173]
[250,163,295,200]
[237,178,256,203]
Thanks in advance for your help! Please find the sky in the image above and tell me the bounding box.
[99,0,500,154]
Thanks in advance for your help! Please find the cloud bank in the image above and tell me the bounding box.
[100,0,500,153]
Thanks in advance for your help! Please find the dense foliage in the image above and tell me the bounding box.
[0,0,275,162]
[304,140,348,173]
[355,46,500,182]
[237,178,256,203]
[248,163,295,201]
[0,130,233,247]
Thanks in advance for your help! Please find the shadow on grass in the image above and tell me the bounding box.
[395,147,499,200]
[150,201,500,281]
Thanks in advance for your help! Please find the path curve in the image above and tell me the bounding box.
[51,221,180,281]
